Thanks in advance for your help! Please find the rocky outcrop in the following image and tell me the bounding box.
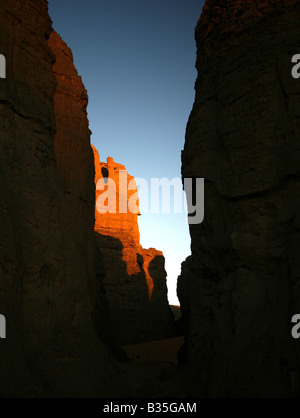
[49,30,96,287]
[0,0,121,397]
[179,0,300,397]
[48,31,117,354]
[93,148,176,345]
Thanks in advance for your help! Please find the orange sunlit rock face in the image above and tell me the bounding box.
[94,146,141,251]
[92,145,176,345]
[93,145,157,291]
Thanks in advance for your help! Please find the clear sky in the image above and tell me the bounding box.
[48,0,204,305]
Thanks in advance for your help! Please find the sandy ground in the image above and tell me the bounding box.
[121,336,184,365]
[115,336,186,398]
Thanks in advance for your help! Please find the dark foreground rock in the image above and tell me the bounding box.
[179,0,300,397]
[0,0,122,397]
[0,0,179,397]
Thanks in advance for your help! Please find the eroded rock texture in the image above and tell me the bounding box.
[93,148,176,345]
[180,0,300,397]
[49,30,96,291]
[0,0,119,397]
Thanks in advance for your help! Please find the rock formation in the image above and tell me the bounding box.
[6,0,300,400]
[48,31,118,355]
[179,0,300,397]
[93,148,176,345]
[0,0,123,397]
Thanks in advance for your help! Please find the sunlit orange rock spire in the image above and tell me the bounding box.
[92,145,176,345]
[93,145,159,297]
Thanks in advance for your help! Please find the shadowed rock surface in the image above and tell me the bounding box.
[4,0,299,400]
[48,31,118,355]
[93,148,176,345]
[179,0,300,398]
[0,0,180,397]
[0,0,126,397]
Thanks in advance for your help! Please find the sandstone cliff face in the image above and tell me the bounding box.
[48,31,115,353]
[0,0,118,397]
[180,0,300,397]
[49,30,96,289]
[93,148,176,345]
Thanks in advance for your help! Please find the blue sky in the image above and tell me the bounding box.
[48,0,204,305]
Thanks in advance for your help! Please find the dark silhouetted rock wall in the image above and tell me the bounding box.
[179,0,300,398]
[0,0,119,397]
